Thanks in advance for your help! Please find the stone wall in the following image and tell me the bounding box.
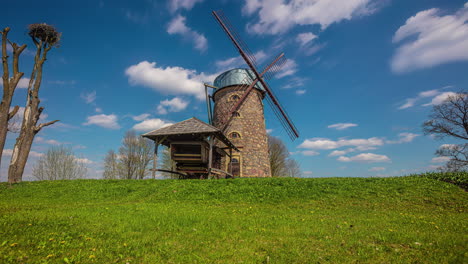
[213,85,271,177]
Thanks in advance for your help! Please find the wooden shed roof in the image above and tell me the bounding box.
[142,117,238,151]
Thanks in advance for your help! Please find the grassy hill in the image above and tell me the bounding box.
[0,176,466,263]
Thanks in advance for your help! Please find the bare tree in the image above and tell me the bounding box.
[159,146,177,179]
[423,91,468,171]
[0,27,26,175]
[103,150,120,179]
[117,130,153,179]
[8,24,61,183]
[33,145,87,180]
[135,136,152,179]
[268,135,301,177]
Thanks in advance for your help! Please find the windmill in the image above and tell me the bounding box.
[205,10,300,177]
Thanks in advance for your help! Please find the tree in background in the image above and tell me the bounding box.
[0,27,26,175]
[103,131,153,179]
[33,145,87,180]
[423,91,468,171]
[103,150,120,180]
[268,135,302,177]
[159,146,177,179]
[8,24,61,183]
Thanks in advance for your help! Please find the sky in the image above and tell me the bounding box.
[1,0,467,180]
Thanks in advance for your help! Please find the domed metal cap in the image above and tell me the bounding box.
[213,68,265,90]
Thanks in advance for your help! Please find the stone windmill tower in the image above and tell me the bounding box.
[207,11,300,177]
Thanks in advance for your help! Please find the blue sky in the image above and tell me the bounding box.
[1,0,468,180]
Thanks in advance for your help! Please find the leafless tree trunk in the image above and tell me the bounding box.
[119,130,141,179]
[285,159,302,177]
[0,27,26,176]
[135,137,152,179]
[268,135,288,177]
[103,150,120,179]
[8,24,60,183]
[160,146,177,179]
[33,145,87,180]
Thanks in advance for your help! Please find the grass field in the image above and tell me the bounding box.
[0,175,467,263]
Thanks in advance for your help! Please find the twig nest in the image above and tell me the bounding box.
[28,23,61,46]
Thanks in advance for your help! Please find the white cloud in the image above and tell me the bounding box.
[133,118,173,132]
[75,157,94,164]
[276,59,298,78]
[125,61,216,100]
[337,153,391,163]
[422,92,464,106]
[1,77,29,88]
[215,50,267,71]
[157,97,189,115]
[328,148,355,157]
[282,76,307,89]
[301,150,320,156]
[298,137,384,150]
[386,132,419,144]
[244,0,379,35]
[35,137,64,145]
[168,0,203,13]
[80,91,96,104]
[369,167,386,171]
[431,156,451,163]
[83,114,120,129]
[95,107,102,113]
[303,170,313,176]
[167,15,207,52]
[296,32,317,46]
[132,113,150,121]
[5,149,44,158]
[295,89,306,95]
[391,3,468,73]
[328,123,358,130]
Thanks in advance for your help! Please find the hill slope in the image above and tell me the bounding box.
[0,177,466,263]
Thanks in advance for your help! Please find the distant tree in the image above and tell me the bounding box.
[33,145,87,180]
[423,91,468,171]
[9,24,61,183]
[108,130,153,180]
[0,27,26,176]
[103,150,120,179]
[268,135,301,177]
[159,146,177,179]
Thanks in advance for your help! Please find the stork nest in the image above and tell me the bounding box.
[28,23,61,46]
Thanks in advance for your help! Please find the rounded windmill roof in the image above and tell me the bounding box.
[213,68,265,90]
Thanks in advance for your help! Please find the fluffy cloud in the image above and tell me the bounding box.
[83,114,120,129]
[422,92,464,106]
[168,0,203,13]
[295,89,306,95]
[386,133,419,144]
[337,153,391,163]
[80,91,96,104]
[125,61,216,100]
[167,15,207,52]
[133,118,172,132]
[328,148,355,157]
[35,137,64,146]
[157,97,189,115]
[328,123,358,130]
[298,137,384,150]
[398,89,440,109]
[431,156,451,163]
[75,157,94,164]
[244,0,379,35]
[3,149,43,158]
[296,32,317,46]
[391,3,468,73]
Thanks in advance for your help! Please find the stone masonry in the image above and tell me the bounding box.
[213,85,272,177]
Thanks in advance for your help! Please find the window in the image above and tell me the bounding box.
[229,132,241,139]
[230,94,240,101]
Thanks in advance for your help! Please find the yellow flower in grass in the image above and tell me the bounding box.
[10,243,18,247]
[89,255,96,259]
[46,254,55,259]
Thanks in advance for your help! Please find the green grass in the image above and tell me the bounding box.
[0,176,467,263]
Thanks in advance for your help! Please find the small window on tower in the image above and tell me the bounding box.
[230,94,240,101]
[232,111,241,118]
[230,132,241,139]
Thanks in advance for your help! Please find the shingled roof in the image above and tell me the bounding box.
[142,117,219,136]
[142,117,238,151]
